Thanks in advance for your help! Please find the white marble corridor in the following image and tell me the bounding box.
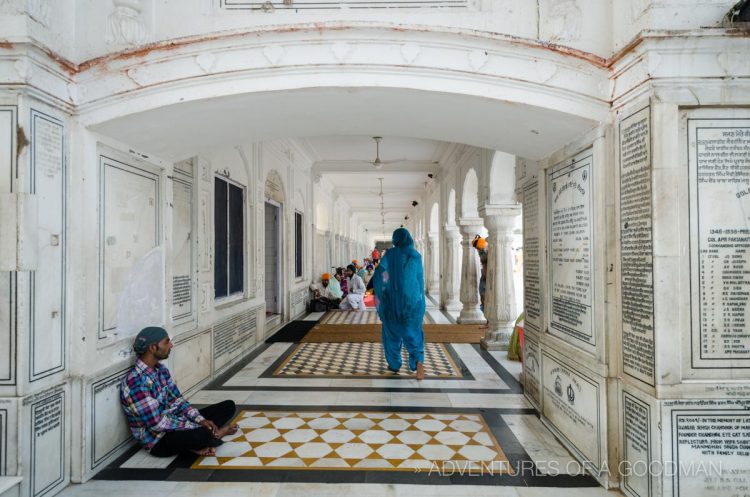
[57,312,623,497]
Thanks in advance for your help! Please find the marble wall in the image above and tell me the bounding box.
[517,76,750,493]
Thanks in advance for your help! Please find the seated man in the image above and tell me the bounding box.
[340,264,367,311]
[310,272,342,311]
[363,264,375,294]
[120,326,239,457]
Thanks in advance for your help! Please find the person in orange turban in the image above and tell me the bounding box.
[471,235,489,313]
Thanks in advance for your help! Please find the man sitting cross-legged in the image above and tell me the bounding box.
[120,326,239,457]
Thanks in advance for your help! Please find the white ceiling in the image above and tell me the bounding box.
[303,136,443,163]
[306,139,443,235]
[91,87,598,162]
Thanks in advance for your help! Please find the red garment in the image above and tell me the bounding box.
[371,249,379,260]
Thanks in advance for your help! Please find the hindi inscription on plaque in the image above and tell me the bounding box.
[619,106,655,386]
[548,152,595,347]
[688,117,750,369]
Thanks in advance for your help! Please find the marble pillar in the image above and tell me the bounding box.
[428,233,440,296]
[442,225,462,310]
[479,205,521,350]
[457,218,486,324]
[325,230,332,271]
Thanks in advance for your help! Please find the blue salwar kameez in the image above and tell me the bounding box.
[373,228,425,372]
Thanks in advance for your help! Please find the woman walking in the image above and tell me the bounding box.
[373,227,426,380]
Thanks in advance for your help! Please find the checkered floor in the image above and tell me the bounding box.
[273,342,462,378]
[192,410,509,473]
[321,310,432,325]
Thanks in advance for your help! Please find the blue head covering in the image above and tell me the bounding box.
[373,228,425,323]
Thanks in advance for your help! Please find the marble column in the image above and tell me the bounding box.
[442,225,462,310]
[324,230,332,271]
[334,235,340,266]
[427,233,440,296]
[457,218,486,324]
[479,206,521,350]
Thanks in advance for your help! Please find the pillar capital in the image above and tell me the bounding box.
[457,217,484,238]
[479,205,521,229]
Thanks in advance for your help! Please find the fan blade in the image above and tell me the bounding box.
[378,158,410,165]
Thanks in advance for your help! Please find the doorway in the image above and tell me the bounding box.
[264,201,281,316]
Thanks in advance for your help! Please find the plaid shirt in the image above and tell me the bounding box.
[120,359,204,449]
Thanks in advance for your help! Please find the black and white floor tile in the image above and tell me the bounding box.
[62,313,615,496]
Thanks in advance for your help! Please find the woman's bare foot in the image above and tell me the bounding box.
[191,446,216,456]
[415,362,425,381]
[215,423,239,439]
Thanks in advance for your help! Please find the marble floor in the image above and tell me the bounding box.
[59,312,624,497]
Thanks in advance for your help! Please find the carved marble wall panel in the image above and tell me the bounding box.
[172,330,211,394]
[541,350,604,474]
[89,369,131,473]
[98,153,161,341]
[21,384,68,497]
[0,106,15,386]
[29,109,66,382]
[213,308,257,372]
[171,165,195,325]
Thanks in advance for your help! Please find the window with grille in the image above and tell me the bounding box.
[215,177,245,299]
[295,211,303,278]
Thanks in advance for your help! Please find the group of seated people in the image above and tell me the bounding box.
[310,247,385,312]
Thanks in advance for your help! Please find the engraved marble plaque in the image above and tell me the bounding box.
[688,117,750,369]
[548,152,594,347]
[523,179,541,333]
[542,352,601,470]
[622,391,652,497]
[99,155,160,339]
[523,334,541,407]
[669,401,750,497]
[91,370,131,469]
[30,110,65,380]
[213,308,257,371]
[171,174,193,322]
[619,106,655,386]
[30,391,65,497]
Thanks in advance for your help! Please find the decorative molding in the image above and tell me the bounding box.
[27,0,51,27]
[330,42,351,63]
[106,0,149,47]
[400,43,421,64]
[262,44,285,65]
[546,0,582,43]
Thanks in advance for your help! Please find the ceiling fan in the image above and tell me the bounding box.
[366,137,408,170]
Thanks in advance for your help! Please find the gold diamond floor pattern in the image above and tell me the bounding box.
[191,410,509,473]
[273,342,462,378]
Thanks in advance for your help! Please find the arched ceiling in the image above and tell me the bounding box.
[90,85,601,238]
[90,87,599,163]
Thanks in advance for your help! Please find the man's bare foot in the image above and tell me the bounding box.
[215,423,239,439]
[415,362,425,381]
[191,447,216,456]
